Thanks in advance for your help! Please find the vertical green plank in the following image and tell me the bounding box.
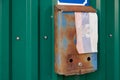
[0,0,10,80]
[38,0,40,80]
[86,0,106,80]
[12,0,38,80]
[12,0,27,80]
[26,0,32,80]
[30,0,38,80]
[26,0,38,80]
[0,0,2,79]
[96,0,106,80]
[106,0,114,80]
[114,0,119,80]
[9,0,12,79]
[40,0,53,80]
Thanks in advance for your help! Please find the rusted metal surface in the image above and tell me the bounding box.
[54,6,97,76]
[55,5,96,12]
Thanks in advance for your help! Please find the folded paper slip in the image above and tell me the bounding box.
[75,12,98,54]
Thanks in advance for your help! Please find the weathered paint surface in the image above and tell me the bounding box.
[54,10,97,75]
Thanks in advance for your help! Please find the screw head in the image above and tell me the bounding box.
[51,15,53,18]
[109,34,113,37]
[44,36,48,39]
[16,37,20,40]
[78,62,82,67]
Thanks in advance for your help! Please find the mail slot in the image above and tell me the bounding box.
[54,5,98,76]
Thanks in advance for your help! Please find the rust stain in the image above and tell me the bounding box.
[55,5,96,12]
[54,7,97,76]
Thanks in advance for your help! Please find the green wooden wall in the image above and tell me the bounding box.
[0,0,120,80]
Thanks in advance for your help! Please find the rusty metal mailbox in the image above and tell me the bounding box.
[54,5,97,76]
